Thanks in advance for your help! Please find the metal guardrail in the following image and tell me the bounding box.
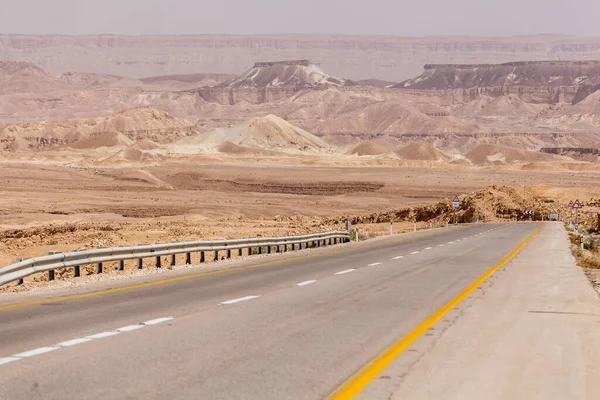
[0,230,351,287]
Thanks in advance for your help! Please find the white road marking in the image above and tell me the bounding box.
[368,262,383,266]
[410,251,420,255]
[117,324,145,332]
[1,316,175,368]
[335,269,357,275]
[424,247,433,250]
[220,296,260,305]
[143,316,174,325]
[392,256,404,260]
[296,280,316,287]
[463,238,468,240]
[85,331,120,340]
[438,244,445,247]
[448,242,454,244]
[0,357,20,365]
[14,347,58,358]
[57,338,93,347]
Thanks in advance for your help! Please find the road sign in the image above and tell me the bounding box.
[525,210,534,215]
[568,200,573,208]
[573,199,581,209]
[452,196,460,208]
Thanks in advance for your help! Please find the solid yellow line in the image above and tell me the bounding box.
[0,226,467,310]
[326,222,543,400]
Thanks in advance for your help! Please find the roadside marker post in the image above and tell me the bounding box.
[568,200,574,225]
[452,196,460,225]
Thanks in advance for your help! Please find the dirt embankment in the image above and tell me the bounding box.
[326,185,567,225]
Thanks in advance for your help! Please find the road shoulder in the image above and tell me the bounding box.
[360,222,600,400]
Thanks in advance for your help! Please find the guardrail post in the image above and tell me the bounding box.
[137,259,143,269]
[213,250,219,261]
[96,262,103,274]
[238,248,243,257]
[186,252,191,265]
[227,249,231,259]
[118,260,125,271]
[156,256,161,268]
[267,246,272,254]
[170,254,176,266]
[259,246,263,255]
[48,269,55,281]
[200,251,205,263]
[73,266,80,277]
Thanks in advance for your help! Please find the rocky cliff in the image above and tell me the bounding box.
[3,34,600,81]
[396,61,600,90]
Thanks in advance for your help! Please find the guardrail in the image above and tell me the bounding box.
[0,230,351,287]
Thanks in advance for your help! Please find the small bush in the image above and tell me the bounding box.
[544,199,555,203]
[584,241,598,252]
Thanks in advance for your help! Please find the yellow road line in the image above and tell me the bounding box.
[0,226,468,310]
[326,222,543,400]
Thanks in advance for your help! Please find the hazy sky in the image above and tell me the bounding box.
[1,0,599,36]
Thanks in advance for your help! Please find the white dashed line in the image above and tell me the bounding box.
[463,238,468,240]
[410,251,420,255]
[1,316,174,368]
[438,244,445,247]
[220,296,260,305]
[392,256,404,260]
[368,262,382,266]
[448,242,454,244]
[14,347,58,358]
[85,331,120,340]
[143,317,174,325]
[296,280,316,287]
[424,247,433,250]
[117,325,145,333]
[335,269,357,275]
[56,338,93,347]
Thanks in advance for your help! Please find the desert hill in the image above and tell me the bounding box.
[59,72,125,89]
[396,61,600,90]
[105,140,167,163]
[348,140,391,156]
[173,114,332,154]
[395,141,452,161]
[466,144,567,166]
[216,60,356,89]
[0,60,72,94]
[0,107,196,152]
[141,73,235,87]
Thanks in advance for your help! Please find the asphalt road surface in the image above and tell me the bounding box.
[1,222,597,399]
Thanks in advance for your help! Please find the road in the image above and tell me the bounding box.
[1,222,598,399]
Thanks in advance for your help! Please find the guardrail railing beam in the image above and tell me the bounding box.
[1,231,350,287]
